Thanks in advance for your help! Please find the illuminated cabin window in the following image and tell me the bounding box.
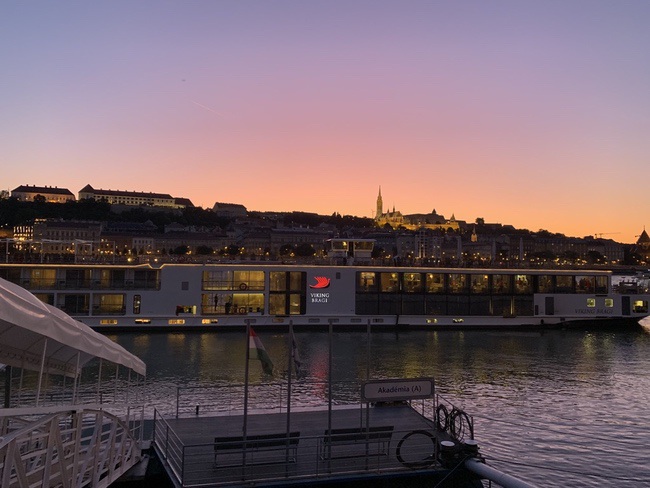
[586,298,596,308]
[403,273,423,293]
[168,319,185,325]
[576,276,596,294]
[426,318,438,324]
[425,273,444,294]
[514,275,533,294]
[633,301,648,313]
[201,319,219,324]
[100,319,118,325]
[605,298,614,307]
[134,319,151,324]
[448,274,468,294]
[470,274,489,294]
[380,273,399,293]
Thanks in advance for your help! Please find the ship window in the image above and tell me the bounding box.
[586,298,596,307]
[380,273,399,293]
[33,293,54,306]
[536,275,554,293]
[93,294,125,315]
[358,272,377,292]
[425,273,445,294]
[633,300,648,313]
[595,276,608,294]
[447,274,468,294]
[555,275,574,293]
[605,298,614,307]
[234,270,265,291]
[29,268,56,288]
[470,274,489,294]
[403,273,423,293]
[492,274,512,294]
[576,276,595,294]
[270,294,286,315]
[289,293,302,314]
[270,272,286,291]
[514,275,533,294]
[181,281,189,291]
[289,272,302,291]
[58,294,90,315]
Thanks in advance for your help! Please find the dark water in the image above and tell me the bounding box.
[109,325,650,487]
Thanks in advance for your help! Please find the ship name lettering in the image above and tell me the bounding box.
[310,292,330,303]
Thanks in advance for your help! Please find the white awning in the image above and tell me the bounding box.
[0,277,145,377]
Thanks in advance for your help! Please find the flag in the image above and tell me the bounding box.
[249,327,273,375]
[290,329,303,377]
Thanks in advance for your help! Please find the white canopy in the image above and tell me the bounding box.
[0,277,145,377]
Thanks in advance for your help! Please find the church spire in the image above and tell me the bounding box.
[376,186,383,220]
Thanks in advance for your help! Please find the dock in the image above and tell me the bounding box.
[151,403,483,487]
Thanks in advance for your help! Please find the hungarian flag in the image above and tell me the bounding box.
[249,327,273,375]
[291,329,303,377]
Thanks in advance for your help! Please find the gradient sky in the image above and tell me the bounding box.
[2,1,649,243]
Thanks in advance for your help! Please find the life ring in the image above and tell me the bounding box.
[238,307,246,315]
[396,430,436,468]
[449,408,473,440]
[239,283,248,290]
[436,404,449,432]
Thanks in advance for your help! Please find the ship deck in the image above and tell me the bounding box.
[151,403,477,487]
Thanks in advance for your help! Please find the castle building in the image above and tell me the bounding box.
[78,184,192,208]
[11,185,75,203]
[374,187,460,232]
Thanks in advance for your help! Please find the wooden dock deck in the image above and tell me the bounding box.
[152,403,480,487]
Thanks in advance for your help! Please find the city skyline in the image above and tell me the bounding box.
[2,1,649,244]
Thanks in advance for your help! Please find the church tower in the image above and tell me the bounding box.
[376,186,383,221]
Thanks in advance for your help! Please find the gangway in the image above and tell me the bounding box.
[0,277,146,487]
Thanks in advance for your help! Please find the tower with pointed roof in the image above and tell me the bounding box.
[376,186,383,221]
[632,227,650,263]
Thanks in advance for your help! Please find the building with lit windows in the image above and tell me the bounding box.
[78,184,192,208]
[11,185,75,203]
[374,187,460,232]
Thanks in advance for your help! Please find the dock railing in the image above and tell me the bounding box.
[153,407,463,487]
[154,382,478,488]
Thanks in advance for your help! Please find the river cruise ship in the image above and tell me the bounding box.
[1,262,648,330]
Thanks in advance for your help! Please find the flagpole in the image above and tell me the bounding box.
[243,319,251,441]
[327,318,333,465]
[285,320,293,473]
[286,320,293,434]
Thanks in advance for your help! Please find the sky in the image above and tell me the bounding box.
[1,1,649,243]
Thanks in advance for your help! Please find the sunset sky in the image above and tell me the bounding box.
[2,1,649,243]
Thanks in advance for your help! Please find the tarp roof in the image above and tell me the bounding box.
[0,277,145,377]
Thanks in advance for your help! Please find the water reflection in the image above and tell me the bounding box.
[108,327,650,486]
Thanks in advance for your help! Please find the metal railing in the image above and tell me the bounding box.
[0,407,142,488]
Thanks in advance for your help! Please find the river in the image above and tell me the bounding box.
[108,323,650,487]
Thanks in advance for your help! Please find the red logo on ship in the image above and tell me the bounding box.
[309,276,331,289]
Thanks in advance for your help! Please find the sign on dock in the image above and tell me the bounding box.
[361,378,435,402]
